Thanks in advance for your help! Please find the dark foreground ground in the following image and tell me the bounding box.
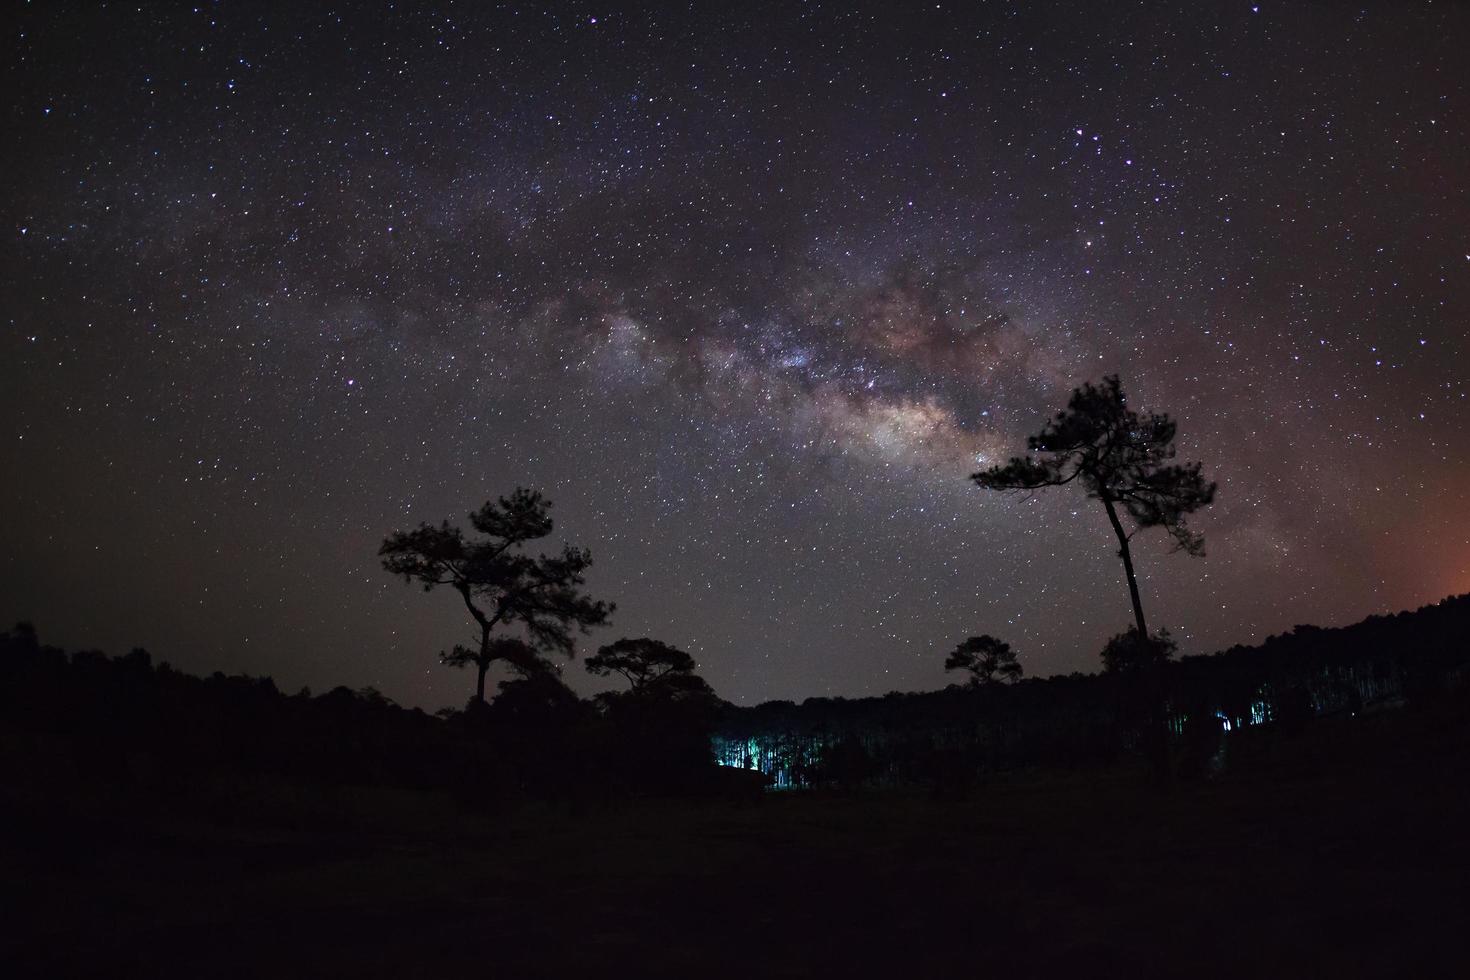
[5,699,1469,979]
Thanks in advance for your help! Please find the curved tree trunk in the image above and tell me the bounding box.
[1101,496,1148,637]
[457,584,496,706]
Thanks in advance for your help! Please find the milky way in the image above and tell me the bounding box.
[4,3,1469,707]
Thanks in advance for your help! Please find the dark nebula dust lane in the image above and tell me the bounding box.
[3,2,1469,708]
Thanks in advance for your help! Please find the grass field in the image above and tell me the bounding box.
[6,701,1468,978]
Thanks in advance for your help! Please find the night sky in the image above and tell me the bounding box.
[4,2,1469,710]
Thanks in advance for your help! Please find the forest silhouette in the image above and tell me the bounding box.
[6,377,1470,976]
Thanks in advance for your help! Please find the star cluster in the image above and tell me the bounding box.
[4,2,1468,707]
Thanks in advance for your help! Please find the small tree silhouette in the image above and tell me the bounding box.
[586,637,698,691]
[970,376,1215,640]
[944,635,1023,686]
[380,488,613,705]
